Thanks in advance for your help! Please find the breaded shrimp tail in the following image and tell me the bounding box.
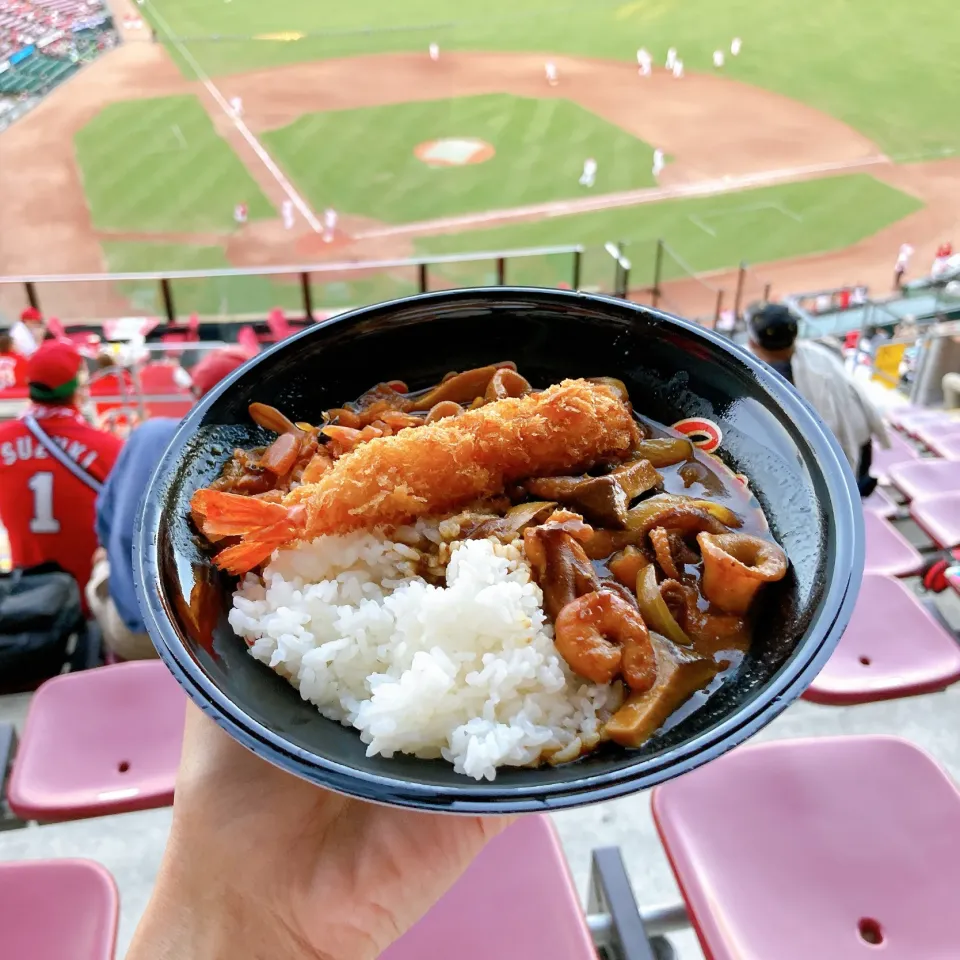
[192,379,639,573]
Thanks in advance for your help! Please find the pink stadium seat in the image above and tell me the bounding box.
[804,574,960,705]
[380,815,596,960]
[862,485,898,518]
[892,410,956,437]
[0,859,118,960]
[926,432,960,460]
[912,420,960,452]
[237,325,260,355]
[7,661,185,822]
[652,736,960,960]
[910,493,960,549]
[863,510,923,577]
[871,431,920,485]
[889,459,960,501]
[265,307,294,342]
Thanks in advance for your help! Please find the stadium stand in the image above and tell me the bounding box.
[0,0,115,129]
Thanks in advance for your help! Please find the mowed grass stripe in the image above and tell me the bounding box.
[262,94,655,224]
[75,95,274,233]
[415,174,923,285]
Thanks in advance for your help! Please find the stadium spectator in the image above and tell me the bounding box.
[0,339,122,606]
[9,305,45,356]
[90,347,249,660]
[746,303,888,496]
[0,332,28,390]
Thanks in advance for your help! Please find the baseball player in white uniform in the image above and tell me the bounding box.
[713,49,725,68]
[545,61,558,86]
[652,149,665,178]
[672,59,684,79]
[230,96,243,118]
[894,243,914,288]
[636,47,652,76]
[429,42,439,61]
[579,158,597,188]
[233,202,247,225]
[731,37,742,56]
[281,199,294,230]
[665,47,677,69]
[323,207,338,243]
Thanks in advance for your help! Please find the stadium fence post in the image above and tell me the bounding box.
[25,281,40,311]
[300,272,314,321]
[733,261,747,320]
[713,288,724,328]
[418,262,428,294]
[159,277,176,324]
[763,281,772,302]
[496,257,506,286]
[572,248,582,290]
[651,240,664,308]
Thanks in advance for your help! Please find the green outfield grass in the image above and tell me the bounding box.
[261,95,656,224]
[143,0,959,159]
[416,174,923,288]
[75,95,274,233]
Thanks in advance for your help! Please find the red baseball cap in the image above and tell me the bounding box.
[20,306,42,322]
[27,339,83,401]
[189,347,250,397]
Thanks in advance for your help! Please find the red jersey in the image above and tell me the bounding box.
[0,351,28,392]
[0,406,122,602]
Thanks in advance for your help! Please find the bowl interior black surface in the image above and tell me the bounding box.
[144,290,853,803]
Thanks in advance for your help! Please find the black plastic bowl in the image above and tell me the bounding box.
[136,288,862,812]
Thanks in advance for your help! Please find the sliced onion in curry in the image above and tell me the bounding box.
[409,362,517,411]
[635,563,691,647]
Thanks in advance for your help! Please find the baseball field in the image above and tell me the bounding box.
[0,0,957,319]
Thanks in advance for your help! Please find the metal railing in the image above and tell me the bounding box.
[1,244,585,325]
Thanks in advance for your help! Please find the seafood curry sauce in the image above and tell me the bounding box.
[190,362,788,753]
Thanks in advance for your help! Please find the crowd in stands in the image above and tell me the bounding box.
[0,307,253,669]
[0,0,107,61]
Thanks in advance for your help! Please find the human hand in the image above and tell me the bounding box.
[128,703,512,960]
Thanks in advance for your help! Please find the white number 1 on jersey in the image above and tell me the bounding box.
[28,471,61,534]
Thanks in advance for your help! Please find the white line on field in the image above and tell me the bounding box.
[144,1,323,233]
[171,123,186,148]
[688,214,716,237]
[772,201,803,223]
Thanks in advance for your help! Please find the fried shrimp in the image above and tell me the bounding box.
[192,379,640,574]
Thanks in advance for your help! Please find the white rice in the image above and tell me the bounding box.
[228,533,621,780]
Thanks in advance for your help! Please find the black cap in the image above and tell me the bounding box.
[747,303,798,351]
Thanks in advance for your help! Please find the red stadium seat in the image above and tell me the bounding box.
[804,574,960,704]
[0,859,118,960]
[652,736,960,960]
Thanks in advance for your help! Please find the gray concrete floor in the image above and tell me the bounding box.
[4,683,960,959]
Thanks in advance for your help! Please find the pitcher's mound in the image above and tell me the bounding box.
[415,138,495,167]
